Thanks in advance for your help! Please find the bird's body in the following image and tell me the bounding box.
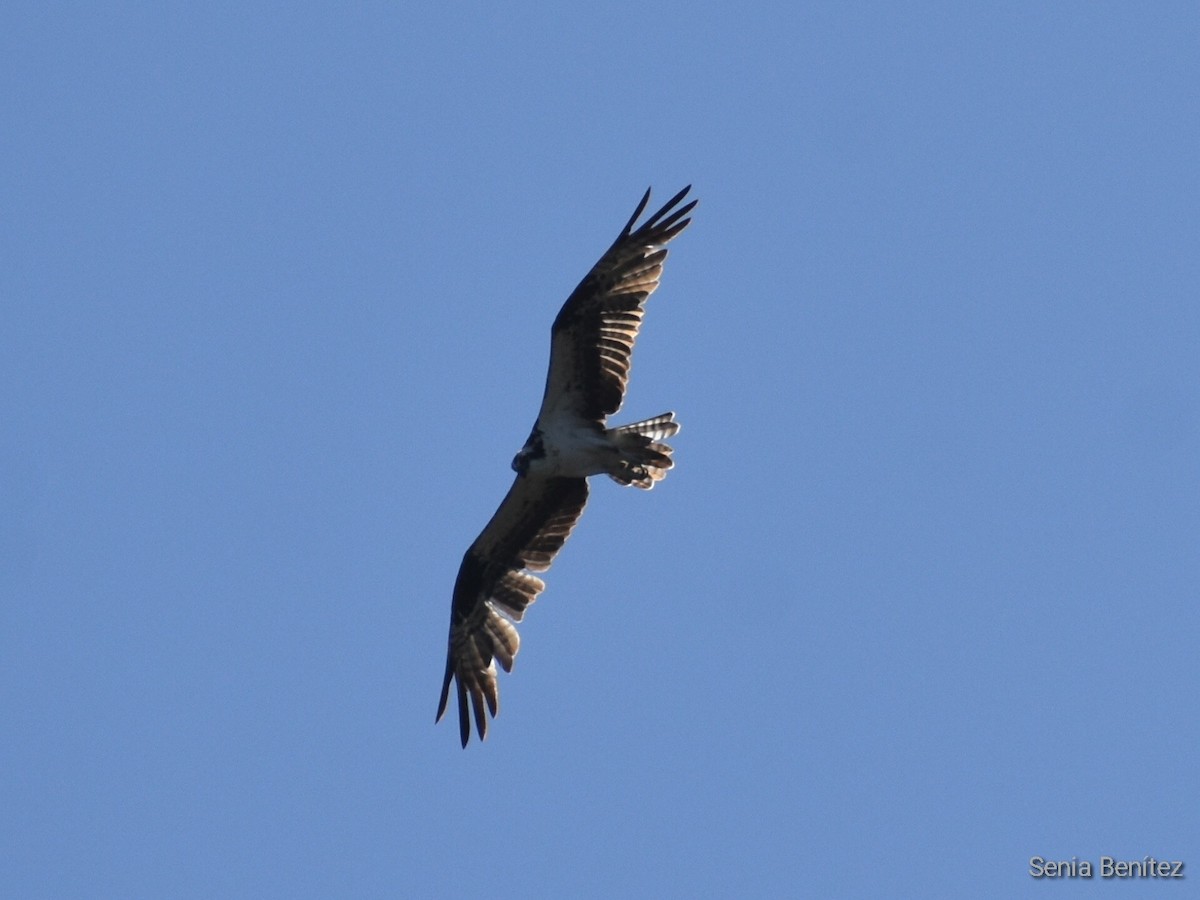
[436,186,695,746]
[515,418,607,479]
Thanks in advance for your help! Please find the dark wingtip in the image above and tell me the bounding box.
[619,185,696,241]
[436,657,453,723]
[457,678,470,747]
[638,185,696,239]
[621,187,653,236]
[665,184,691,209]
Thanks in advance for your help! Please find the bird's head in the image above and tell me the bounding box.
[512,430,544,475]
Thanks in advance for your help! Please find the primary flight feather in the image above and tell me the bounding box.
[436,186,696,746]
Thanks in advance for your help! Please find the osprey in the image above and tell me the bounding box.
[436,186,696,746]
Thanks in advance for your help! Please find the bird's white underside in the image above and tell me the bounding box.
[525,418,617,479]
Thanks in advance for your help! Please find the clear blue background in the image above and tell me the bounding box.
[3,3,1196,897]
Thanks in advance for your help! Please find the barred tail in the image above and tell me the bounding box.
[607,412,681,489]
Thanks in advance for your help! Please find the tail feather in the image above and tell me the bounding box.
[607,412,680,489]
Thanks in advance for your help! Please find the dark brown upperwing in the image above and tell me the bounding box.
[437,475,589,746]
[537,186,696,424]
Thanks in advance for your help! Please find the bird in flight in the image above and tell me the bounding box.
[436,186,696,746]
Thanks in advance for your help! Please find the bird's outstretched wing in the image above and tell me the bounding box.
[436,476,589,746]
[537,186,696,424]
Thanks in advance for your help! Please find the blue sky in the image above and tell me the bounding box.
[3,2,1197,897]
